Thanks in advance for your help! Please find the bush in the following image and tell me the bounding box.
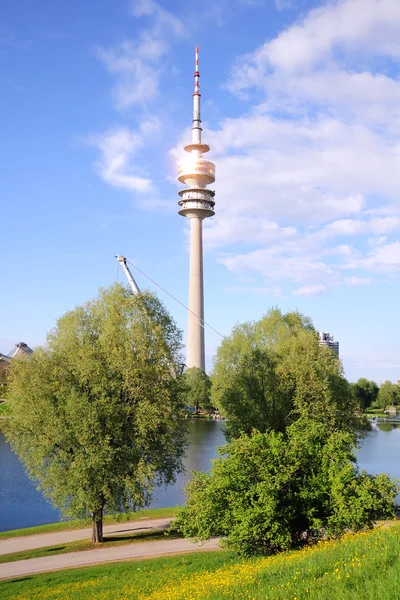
[211,309,363,440]
[175,418,399,556]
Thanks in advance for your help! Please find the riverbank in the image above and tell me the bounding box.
[0,507,177,541]
[1,522,399,598]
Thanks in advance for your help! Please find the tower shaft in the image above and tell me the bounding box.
[187,216,205,370]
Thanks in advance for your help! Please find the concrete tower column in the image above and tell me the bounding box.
[187,215,205,370]
[177,47,215,372]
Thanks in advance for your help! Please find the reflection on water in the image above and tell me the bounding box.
[1,419,399,532]
[0,431,60,531]
[357,421,400,505]
[0,421,226,532]
[149,420,226,509]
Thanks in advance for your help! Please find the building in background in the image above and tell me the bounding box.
[319,332,339,356]
[0,342,33,397]
[177,48,215,371]
[0,342,33,363]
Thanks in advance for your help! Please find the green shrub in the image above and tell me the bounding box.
[175,418,399,556]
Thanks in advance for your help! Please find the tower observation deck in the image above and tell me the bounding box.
[178,47,215,371]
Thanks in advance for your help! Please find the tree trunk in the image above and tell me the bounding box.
[91,508,104,543]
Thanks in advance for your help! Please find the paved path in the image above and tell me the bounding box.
[0,537,220,580]
[0,518,172,556]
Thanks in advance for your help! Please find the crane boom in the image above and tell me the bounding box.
[115,255,140,295]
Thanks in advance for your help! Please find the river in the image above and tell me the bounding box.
[1,420,399,532]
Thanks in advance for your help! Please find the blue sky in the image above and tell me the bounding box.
[1,0,400,383]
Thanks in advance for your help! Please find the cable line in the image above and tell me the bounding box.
[125,259,225,340]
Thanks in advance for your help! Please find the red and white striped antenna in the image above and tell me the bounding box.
[194,46,200,96]
[192,46,201,145]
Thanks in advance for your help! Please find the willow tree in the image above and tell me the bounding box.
[183,367,213,412]
[377,380,400,408]
[211,308,362,439]
[5,284,186,542]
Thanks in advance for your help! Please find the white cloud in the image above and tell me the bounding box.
[274,0,292,10]
[314,216,400,241]
[130,0,184,36]
[346,241,400,272]
[87,118,174,211]
[97,41,161,108]
[344,276,372,286]
[193,0,400,294]
[236,0,265,7]
[205,116,400,250]
[97,1,183,109]
[293,284,327,296]
[204,216,296,250]
[88,126,153,193]
[367,236,388,247]
[369,216,400,234]
[223,285,282,295]
[365,206,400,217]
[220,247,337,286]
[231,0,400,82]
[320,219,367,238]
[325,244,357,256]
[200,0,268,27]
[347,351,400,373]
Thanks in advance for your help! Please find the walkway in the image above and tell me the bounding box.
[0,519,220,580]
[0,518,171,556]
[0,537,219,580]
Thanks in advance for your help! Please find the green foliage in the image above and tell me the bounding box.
[183,367,213,412]
[351,378,379,410]
[175,419,399,556]
[0,401,10,416]
[0,358,9,398]
[211,308,361,440]
[4,284,187,539]
[377,380,400,408]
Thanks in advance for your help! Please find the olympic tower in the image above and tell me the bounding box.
[178,47,215,371]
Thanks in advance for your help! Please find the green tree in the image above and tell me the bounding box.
[5,284,186,542]
[211,308,360,439]
[351,378,379,411]
[175,418,399,556]
[377,380,399,408]
[0,357,9,398]
[183,367,213,412]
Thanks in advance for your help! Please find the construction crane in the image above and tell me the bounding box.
[115,255,140,295]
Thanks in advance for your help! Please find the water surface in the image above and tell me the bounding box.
[0,420,226,531]
[1,420,398,532]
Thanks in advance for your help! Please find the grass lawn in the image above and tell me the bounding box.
[0,507,177,541]
[0,528,180,565]
[0,401,10,416]
[364,408,389,418]
[1,522,399,599]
